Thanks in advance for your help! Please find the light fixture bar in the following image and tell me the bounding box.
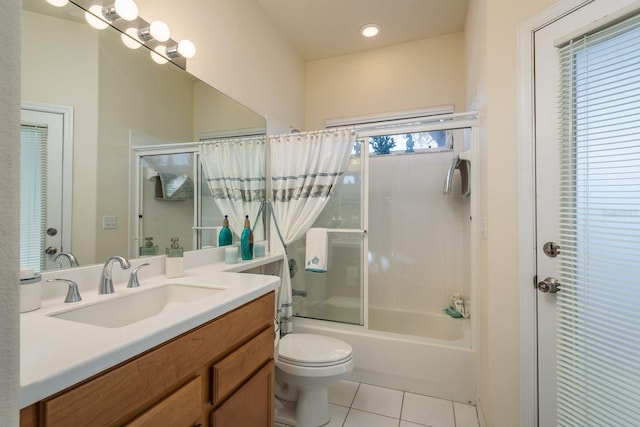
[69,0,194,69]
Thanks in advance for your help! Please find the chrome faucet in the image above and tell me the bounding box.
[99,256,131,294]
[127,263,150,288]
[47,278,82,303]
[53,252,80,268]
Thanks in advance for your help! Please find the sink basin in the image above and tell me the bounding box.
[48,283,225,328]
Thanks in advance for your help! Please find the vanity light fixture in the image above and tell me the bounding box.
[166,40,197,59]
[75,0,195,68]
[360,23,381,38]
[46,0,69,7]
[137,21,171,42]
[102,0,139,22]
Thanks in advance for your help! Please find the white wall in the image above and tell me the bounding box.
[465,0,558,425]
[305,33,466,130]
[136,0,306,131]
[0,0,21,424]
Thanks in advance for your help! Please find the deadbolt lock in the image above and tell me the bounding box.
[543,241,560,257]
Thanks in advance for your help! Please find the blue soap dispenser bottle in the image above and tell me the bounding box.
[240,215,253,260]
[218,215,233,246]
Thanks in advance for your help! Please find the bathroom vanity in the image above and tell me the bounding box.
[19,252,282,427]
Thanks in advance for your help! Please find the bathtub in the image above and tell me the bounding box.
[293,309,477,404]
[368,306,469,343]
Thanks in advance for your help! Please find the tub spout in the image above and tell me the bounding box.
[292,288,307,297]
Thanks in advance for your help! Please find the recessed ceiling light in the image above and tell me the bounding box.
[360,24,380,38]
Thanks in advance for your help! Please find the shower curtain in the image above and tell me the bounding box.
[199,137,266,237]
[270,129,356,334]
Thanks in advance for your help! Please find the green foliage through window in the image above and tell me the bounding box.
[367,130,453,155]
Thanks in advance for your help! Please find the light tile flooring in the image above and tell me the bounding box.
[275,380,480,427]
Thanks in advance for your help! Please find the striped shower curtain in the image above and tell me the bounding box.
[270,129,356,334]
[199,136,266,238]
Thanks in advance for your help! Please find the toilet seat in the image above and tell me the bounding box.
[278,333,353,367]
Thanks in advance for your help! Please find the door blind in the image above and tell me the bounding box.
[557,12,640,426]
[20,123,47,273]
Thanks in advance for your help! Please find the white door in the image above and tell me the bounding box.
[20,106,72,271]
[535,0,639,425]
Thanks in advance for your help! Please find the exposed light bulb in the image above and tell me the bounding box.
[151,46,168,64]
[121,28,142,49]
[177,40,196,59]
[46,0,69,7]
[85,5,109,30]
[167,39,197,59]
[114,0,138,21]
[149,21,171,42]
[360,24,380,38]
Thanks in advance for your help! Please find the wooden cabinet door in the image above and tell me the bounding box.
[212,327,273,404]
[210,361,274,427]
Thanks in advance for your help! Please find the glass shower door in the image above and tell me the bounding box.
[290,141,366,325]
[138,152,196,256]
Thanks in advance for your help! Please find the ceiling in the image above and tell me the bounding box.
[256,0,470,61]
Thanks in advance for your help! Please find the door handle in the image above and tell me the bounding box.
[537,277,560,293]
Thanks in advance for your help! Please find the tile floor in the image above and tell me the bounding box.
[275,380,480,427]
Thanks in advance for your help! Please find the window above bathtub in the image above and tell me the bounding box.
[364,130,453,156]
[326,105,459,157]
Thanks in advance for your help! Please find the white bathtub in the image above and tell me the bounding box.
[293,310,477,404]
[368,306,469,343]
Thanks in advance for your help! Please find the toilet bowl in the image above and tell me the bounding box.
[274,333,354,427]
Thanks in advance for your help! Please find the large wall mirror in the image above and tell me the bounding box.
[21,0,266,272]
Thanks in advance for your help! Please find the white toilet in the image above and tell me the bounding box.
[274,333,354,427]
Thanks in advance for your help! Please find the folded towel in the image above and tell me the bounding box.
[305,228,328,273]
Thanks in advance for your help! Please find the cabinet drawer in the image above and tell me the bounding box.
[212,326,274,404]
[210,361,274,427]
[125,376,201,427]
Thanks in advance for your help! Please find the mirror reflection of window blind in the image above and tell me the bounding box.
[557,12,640,426]
[20,123,47,273]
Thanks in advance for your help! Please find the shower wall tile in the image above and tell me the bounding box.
[369,144,471,317]
[445,219,465,245]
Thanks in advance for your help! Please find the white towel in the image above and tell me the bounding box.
[305,228,328,273]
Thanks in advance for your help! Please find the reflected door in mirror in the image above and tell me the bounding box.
[20,107,70,272]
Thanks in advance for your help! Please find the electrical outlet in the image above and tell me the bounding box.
[103,215,117,230]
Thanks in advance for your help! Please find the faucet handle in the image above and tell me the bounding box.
[47,278,82,303]
[127,263,150,288]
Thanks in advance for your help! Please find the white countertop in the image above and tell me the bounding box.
[20,251,282,408]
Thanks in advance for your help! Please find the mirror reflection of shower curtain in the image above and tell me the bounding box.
[269,129,356,334]
[199,137,266,238]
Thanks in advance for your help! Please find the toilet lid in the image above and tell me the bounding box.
[278,333,353,367]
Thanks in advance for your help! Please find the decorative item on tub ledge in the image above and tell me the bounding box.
[46,0,196,69]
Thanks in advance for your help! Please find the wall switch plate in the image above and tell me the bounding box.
[103,215,117,230]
